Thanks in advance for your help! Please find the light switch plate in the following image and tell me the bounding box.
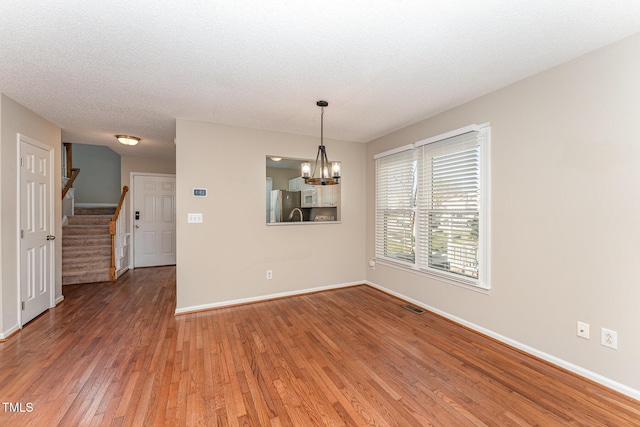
[187,213,203,223]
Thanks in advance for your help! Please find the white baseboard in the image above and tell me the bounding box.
[175,281,362,315]
[0,323,21,340]
[116,267,129,279]
[2,296,64,340]
[365,280,640,402]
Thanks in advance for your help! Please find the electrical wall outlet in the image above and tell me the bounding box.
[601,328,618,349]
[266,270,273,280]
[576,321,590,339]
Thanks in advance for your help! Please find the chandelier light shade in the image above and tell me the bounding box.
[302,100,341,185]
[115,135,140,146]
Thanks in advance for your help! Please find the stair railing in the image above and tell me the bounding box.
[110,186,129,281]
[62,143,79,200]
[62,168,80,199]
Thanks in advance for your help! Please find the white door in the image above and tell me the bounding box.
[133,174,176,267]
[20,136,54,325]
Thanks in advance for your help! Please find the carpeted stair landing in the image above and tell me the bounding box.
[62,207,115,285]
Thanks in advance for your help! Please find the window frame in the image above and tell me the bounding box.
[374,124,491,291]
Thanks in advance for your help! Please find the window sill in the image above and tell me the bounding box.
[374,258,490,295]
[266,221,341,226]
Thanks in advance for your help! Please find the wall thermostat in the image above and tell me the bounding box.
[193,188,207,197]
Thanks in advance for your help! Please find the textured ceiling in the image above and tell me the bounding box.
[1,1,640,160]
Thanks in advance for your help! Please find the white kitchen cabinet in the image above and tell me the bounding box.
[288,177,308,192]
[319,185,339,207]
[296,180,340,208]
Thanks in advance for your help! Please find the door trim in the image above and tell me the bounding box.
[129,172,177,269]
[17,133,56,327]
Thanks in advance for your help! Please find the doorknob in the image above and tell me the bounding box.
[135,225,140,229]
[46,235,56,240]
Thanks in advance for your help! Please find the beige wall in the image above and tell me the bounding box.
[1,94,61,337]
[121,155,176,189]
[175,120,366,310]
[266,166,299,191]
[365,34,640,393]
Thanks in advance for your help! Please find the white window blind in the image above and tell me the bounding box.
[374,124,490,289]
[417,131,481,280]
[375,148,417,264]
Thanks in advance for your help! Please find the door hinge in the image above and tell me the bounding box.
[21,301,25,311]
[21,230,24,239]
[20,157,24,167]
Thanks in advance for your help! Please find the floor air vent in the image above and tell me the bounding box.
[402,304,425,314]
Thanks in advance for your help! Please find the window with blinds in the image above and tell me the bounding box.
[417,131,481,279]
[374,147,417,264]
[374,124,490,289]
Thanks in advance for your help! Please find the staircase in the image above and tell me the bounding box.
[62,207,116,285]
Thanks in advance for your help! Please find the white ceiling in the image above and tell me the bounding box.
[2,1,640,160]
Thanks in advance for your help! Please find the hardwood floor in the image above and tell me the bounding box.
[1,266,639,426]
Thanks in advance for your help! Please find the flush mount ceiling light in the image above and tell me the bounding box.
[115,135,140,146]
[301,100,341,185]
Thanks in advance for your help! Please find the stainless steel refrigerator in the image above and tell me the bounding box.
[269,190,301,222]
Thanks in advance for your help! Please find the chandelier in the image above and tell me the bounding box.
[301,100,341,185]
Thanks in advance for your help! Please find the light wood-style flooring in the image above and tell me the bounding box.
[1,266,639,426]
